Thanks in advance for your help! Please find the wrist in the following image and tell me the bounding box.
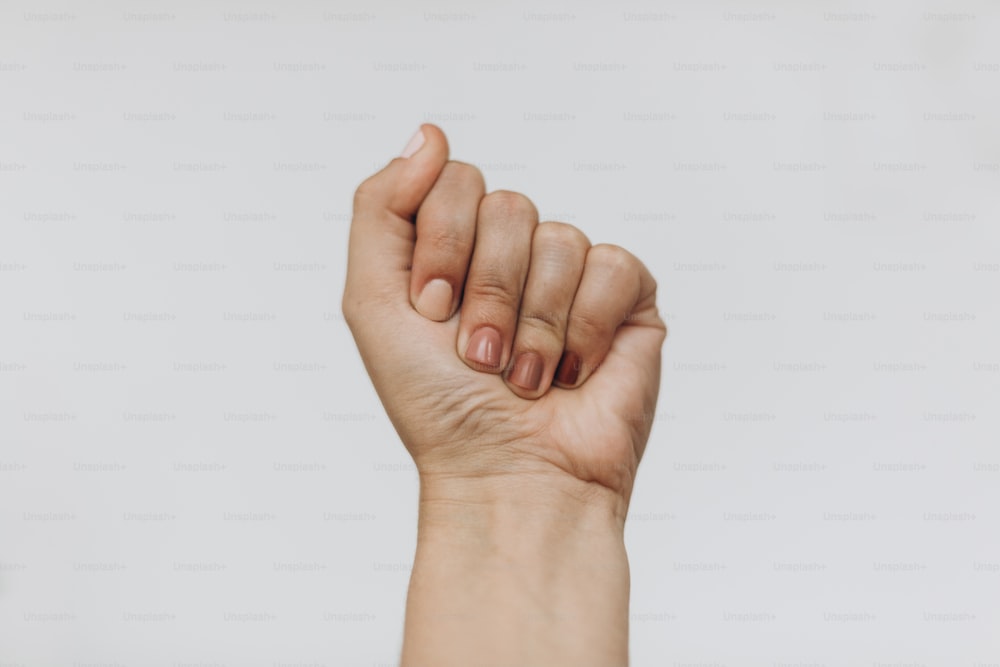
[417,468,629,538]
[404,470,631,666]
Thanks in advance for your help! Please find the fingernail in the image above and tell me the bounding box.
[555,351,581,386]
[465,327,502,369]
[509,352,543,391]
[414,278,453,321]
[400,128,426,158]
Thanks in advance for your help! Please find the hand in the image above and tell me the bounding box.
[344,124,666,665]
[343,124,666,509]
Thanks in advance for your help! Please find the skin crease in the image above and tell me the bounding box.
[343,123,666,666]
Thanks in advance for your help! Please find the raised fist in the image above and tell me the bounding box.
[343,124,666,508]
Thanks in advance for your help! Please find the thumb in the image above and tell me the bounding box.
[344,124,449,312]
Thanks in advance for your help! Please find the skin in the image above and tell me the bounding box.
[343,124,666,666]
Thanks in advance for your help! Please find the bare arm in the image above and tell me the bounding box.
[403,475,629,666]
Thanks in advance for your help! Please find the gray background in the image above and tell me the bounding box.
[1,1,998,665]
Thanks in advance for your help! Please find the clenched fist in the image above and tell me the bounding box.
[343,124,667,664]
[343,124,666,508]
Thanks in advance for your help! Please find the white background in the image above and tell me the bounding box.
[1,1,998,665]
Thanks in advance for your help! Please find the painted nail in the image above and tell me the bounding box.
[414,278,453,321]
[400,128,426,158]
[509,352,544,391]
[465,327,502,369]
[555,351,581,386]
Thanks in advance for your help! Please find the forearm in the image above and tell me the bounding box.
[401,473,631,667]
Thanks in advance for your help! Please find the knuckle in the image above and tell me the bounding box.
[353,174,378,200]
[568,308,614,341]
[465,271,521,309]
[519,308,565,339]
[480,189,537,223]
[352,180,379,212]
[423,223,471,255]
[588,243,637,275]
[442,161,486,190]
[535,221,590,251]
